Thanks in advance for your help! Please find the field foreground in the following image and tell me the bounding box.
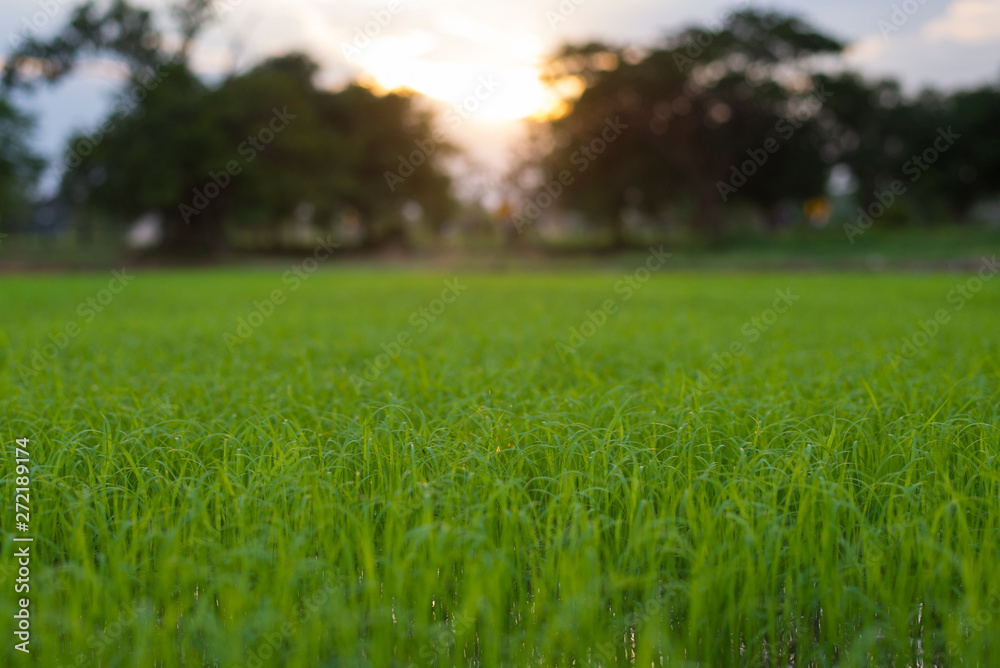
[1,268,999,666]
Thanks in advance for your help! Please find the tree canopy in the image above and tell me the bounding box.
[2,3,1000,252]
[514,9,1000,244]
[0,94,44,232]
[4,0,455,253]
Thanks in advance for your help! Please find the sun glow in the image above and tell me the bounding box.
[360,58,562,121]
[349,28,563,121]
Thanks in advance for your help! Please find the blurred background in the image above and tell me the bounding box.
[1,0,999,267]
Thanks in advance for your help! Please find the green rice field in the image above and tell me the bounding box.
[1,265,999,666]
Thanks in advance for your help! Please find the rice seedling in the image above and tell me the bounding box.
[1,267,998,666]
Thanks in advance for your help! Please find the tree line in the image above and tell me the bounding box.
[515,10,1000,245]
[1,1,998,254]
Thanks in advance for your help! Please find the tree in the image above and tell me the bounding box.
[522,10,843,244]
[3,0,168,89]
[55,52,455,253]
[0,95,44,233]
[5,0,455,253]
[925,86,1000,220]
[812,72,927,219]
[58,62,218,252]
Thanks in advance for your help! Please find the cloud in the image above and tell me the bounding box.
[924,0,1000,44]
[844,35,889,64]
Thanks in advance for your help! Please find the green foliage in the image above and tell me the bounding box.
[5,1,455,253]
[0,95,44,231]
[2,0,165,89]
[1,270,999,665]
[527,10,844,242]
[927,86,1000,219]
[671,9,843,64]
[62,54,453,252]
[526,9,1000,243]
[4,2,1000,251]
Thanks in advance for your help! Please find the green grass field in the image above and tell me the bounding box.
[2,266,999,666]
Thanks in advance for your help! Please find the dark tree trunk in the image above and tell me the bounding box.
[160,214,226,257]
[697,178,724,243]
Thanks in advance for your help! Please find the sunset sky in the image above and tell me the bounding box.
[3,0,999,195]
